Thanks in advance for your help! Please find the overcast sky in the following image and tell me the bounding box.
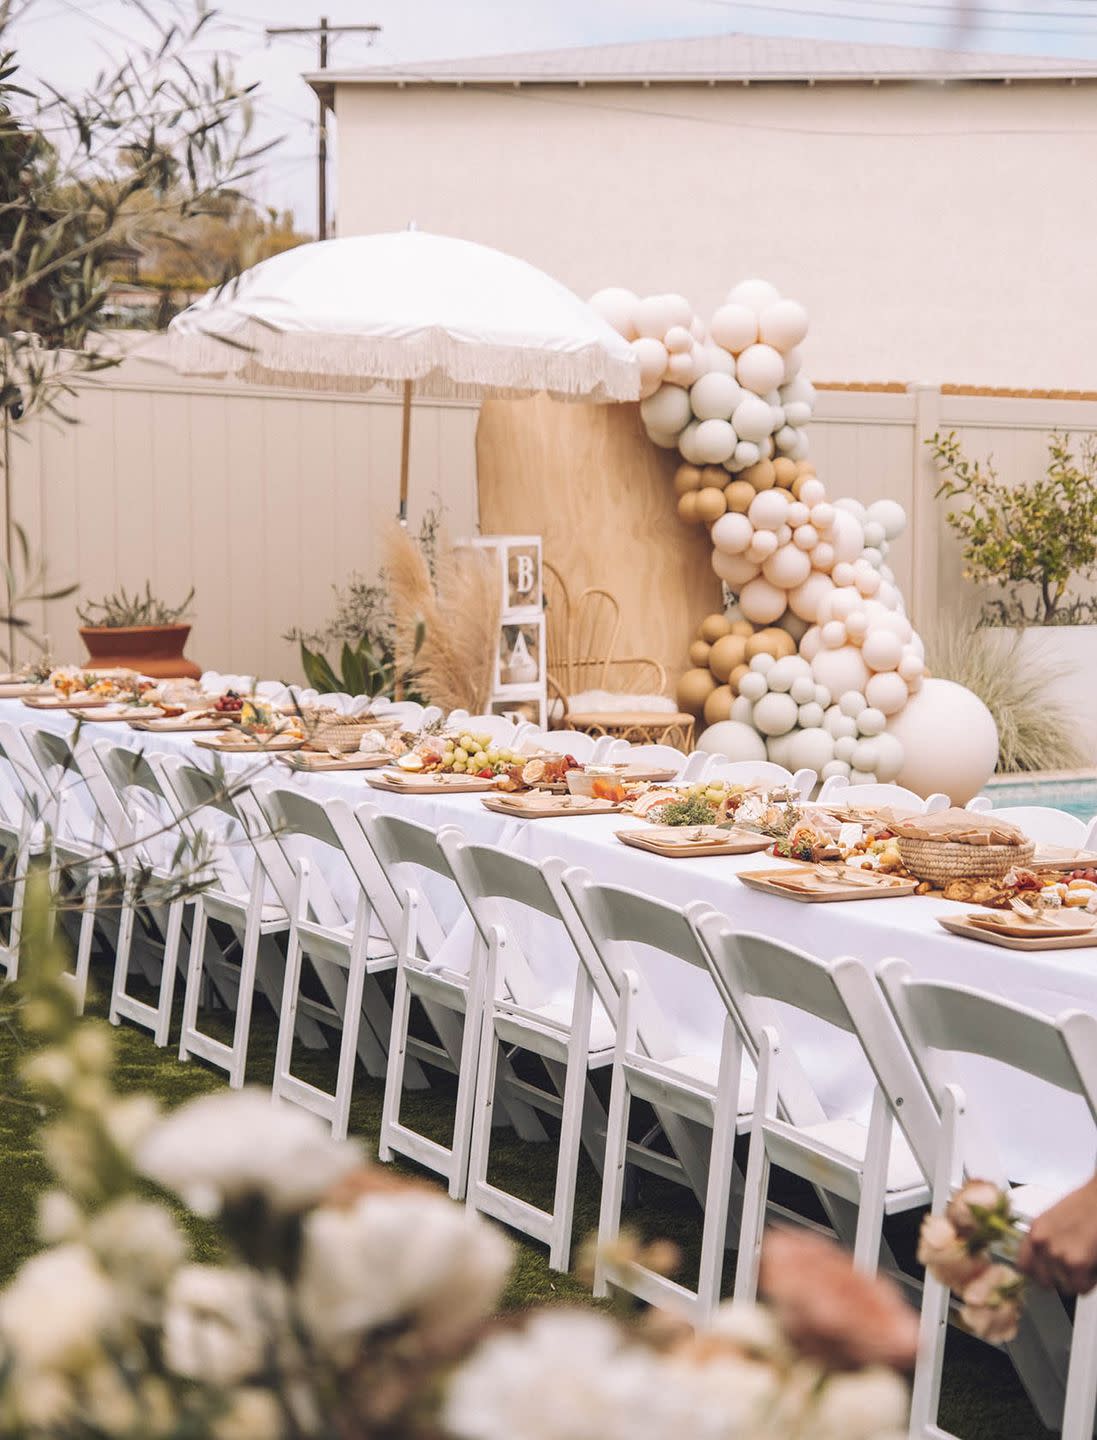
[10,0,1097,232]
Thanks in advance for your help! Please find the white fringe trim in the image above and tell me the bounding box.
[165,323,640,403]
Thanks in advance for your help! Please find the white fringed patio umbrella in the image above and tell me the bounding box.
[164,229,639,519]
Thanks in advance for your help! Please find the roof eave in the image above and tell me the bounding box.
[306,68,1097,88]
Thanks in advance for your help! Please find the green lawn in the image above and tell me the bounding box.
[0,948,1054,1440]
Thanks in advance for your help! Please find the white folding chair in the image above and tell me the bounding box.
[613,742,688,773]
[89,739,194,1047]
[522,729,598,762]
[691,921,936,1302]
[560,873,754,1317]
[18,723,114,1012]
[384,700,426,728]
[879,961,1097,1440]
[251,783,405,1140]
[965,795,993,814]
[356,807,488,1198]
[154,755,321,1088]
[0,721,51,979]
[455,714,521,747]
[818,776,949,812]
[972,805,1087,849]
[700,755,817,798]
[439,834,615,1270]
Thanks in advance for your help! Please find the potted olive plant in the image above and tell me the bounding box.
[77,583,199,677]
[930,431,1097,759]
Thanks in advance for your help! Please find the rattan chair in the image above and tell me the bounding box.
[543,563,692,746]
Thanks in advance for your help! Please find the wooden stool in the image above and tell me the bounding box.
[566,711,696,751]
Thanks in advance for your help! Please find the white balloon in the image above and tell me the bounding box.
[861,630,903,673]
[797,702,825,730]
[711,511,754,556]
[759,299,809,353]
[852,739,879,773]
[710,303,758,354]
[703,343,737,376]
[737,344,786,396]
[790,676,817,705]
[812,542,836,573]
[750,653,776,675]
[677,419,703,464]
[739,576,788,625]
[871,732,905,783]
[691,372,744,421]
[738,671,768,702]
[822,759,852,781]
[732,441,760,468]
[811,645,870,700]
[830,509,866,564]
[787,726,834,774]
[664,324,693,354]
[732,394,778,444]
[712,550,760,587]
[753,691,799,737]
[784,401,812,428]
[590,287,639,339]
[730,696,754,725]
[746,530,779,564]
[766,655,810,693]
[632,337,669,384]
[640,384,692,435]
[799,625,822,661]
[886,678,997,805]
[774,425,800,453]
[763,543,812,590]
[748,490,790,531]
[834,735,858,763]
[867,498,907,541]
[839,690,868,717]
[780,374,816,408]
[692,418,737,465]
[634,294,678,339]
[697,720,768,762]
[728,278,781,314]
[865,670,910,716]
[821,620,847,649]
[782,346,804,382]
[814,684,832,708]
[856,706,887,736]
[793,524,819,551]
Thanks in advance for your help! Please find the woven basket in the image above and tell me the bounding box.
[897,836,1035,888]
[301,711,402,754]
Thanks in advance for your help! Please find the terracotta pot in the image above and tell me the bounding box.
[79,624,201,680]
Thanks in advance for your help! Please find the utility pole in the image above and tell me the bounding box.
[265,19,381,240]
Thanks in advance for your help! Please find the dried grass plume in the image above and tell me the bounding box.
[385,524,500,714]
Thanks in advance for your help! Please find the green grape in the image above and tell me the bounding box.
[454,746,469,762]
[452,759,467,772]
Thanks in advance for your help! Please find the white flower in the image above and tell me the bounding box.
[36,1188,82,1244]
[213,1386,285,1440]
[297,1188,511,1364]
[162,1265,277,1387]
[661,1351,783,1438]
[7,1370,72,1428]
[102,1094,160,1154]
[0,1244,119,1372]
[86,1198,187,1294]
[444,1311,674,1440]
[812,1367,910,1440]
[84,1361,142,1432]
[137,1088,362,1215]
[704,1300,787,1359]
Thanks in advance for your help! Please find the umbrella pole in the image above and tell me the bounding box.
[398,379,412,525]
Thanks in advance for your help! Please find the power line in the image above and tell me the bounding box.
[685,0,1097,38]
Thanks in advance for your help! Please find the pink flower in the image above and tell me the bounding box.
[917,1215,991,1290]
[959,1264,1024,1345]
[758,1229,919,1372]
[946,1181,1007,1242]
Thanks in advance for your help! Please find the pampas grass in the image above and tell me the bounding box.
[385,524,500,714]
[924,619,1086,773]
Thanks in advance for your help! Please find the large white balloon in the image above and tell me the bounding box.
[690,372,743,421]
[736,344,786,396]
[886,679,998,804]
[728,278,781,314]
[732,394,776,444]
[697,720,768,762]
[640,384,691,435]
[710,303,758,354]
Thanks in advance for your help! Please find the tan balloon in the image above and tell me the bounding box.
[695,487,728,524]
[689,639,712,667]
[773,457,798,488]
[725,480,756,513]
[730,619,755,637]
[702,465,728,490]
[729,662,750,694]
[700,612,733,643]
[674,463,703,495]
[709,633,748,682]
[747,627,796,660]
[741,459,776,492]
[677,492,700,524]
[703,684,734,725]
[677,667,718,716]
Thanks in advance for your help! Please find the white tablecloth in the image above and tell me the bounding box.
[7,699,1096,1192]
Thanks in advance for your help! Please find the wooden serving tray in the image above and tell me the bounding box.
[616,825,771,858]
[1030,845,1097,872]
[483,794,619,819]
[23,694,115,710]
[279,751,391,773]
[78,705,165,723]
[368,771,499,795]
[737,865,918,902]
[0,682,48,698]
[938,913,1097,951]
[193,734,304,754]
[129,716,230,733]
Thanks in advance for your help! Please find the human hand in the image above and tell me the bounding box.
[1017,1175,1097,1296]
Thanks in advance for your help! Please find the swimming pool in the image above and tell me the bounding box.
[984,775,1097,823]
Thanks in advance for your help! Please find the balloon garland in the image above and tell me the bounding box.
[589,281,969,789]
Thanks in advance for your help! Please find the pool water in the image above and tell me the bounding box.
[986,777,1097,823]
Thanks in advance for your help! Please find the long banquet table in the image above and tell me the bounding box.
[7,697,1097,1196]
